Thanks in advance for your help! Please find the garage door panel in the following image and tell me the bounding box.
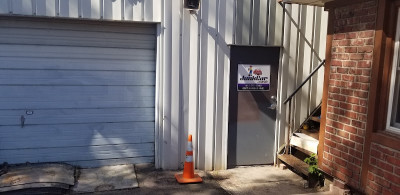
[69,157,154,167]
[0,18,156,166]
[0,122,154,137]
[0,28,156,49]
[0,70,156,86]
[0,45,155,61]
[0,58,156,71]
[0,18,157,35]
[0,100,155,110]
[1,143,154,164]
[0,134,154,150]
[0,86,155,109]
[0,108,155,126]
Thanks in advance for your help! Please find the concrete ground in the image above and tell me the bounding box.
[2,164,332,195]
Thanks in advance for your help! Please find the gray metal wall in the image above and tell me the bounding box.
[0,0,328,170]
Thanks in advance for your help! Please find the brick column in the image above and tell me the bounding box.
[321,0,377,189]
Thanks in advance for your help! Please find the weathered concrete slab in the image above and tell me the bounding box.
[73,164,138,193]
[209,165,324,195]
[0,163,74,192]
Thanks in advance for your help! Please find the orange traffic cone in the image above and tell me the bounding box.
[175,134,203,184]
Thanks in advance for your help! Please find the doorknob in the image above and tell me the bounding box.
[267,103,277,110]
[268,96,277,110]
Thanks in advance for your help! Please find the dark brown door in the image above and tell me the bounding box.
[228,46,280,167]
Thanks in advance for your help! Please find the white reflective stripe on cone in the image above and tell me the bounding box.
[187,142,193,151]
[186,155,193,162]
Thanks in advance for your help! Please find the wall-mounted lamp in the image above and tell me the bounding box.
[184,0,200,14]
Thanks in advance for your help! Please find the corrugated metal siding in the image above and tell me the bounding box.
[277,3,328,150]
[0,0,328,170]
[0,0,161,22]
[0,18,156,167]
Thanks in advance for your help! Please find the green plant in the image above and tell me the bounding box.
[304,153,322,177]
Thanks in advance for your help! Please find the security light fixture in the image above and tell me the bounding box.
[184,0,200,14]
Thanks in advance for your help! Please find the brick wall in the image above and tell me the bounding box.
[322,0,377,189]
[367,143,400,195]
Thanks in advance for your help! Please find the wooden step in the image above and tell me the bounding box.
[290,133,319,154]
[278,154,309,177]
[310,116,321,123]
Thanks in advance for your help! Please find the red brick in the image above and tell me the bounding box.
[328,100,340,107]
[368,180,383,192]
[395,168,400,176]
[360,15,376,23]
[325,139,337,148]
[346,32,358,39]
[331,60,343,66]
[350,54,364,60]
[346,96,360,104]
[353,105,367,113]
[324,151,333,161]
[334,33,346,40]
[330,94,346,102]
[354,90,369,98]
[343,61,357,67]
[392,184,400,194]
[375,175,391,188]
[348,81,361,89]
[345,47,358,53]
[338,166,353,177]
[352,120,365,129]
[359,30,375,38]
[350,133,365,144]
[384,171,400,184]
[370,165,385,177]
[343,139,356,148]
[349,148,363,159]
[337,67,349,73]
[334,157,348,167]
[362,69,371,76]
[332,40,340,46]
[334,170,349,182]
[360,99,368,106]
[358,75,371,83]
[330,73,342,80]
[355,143,363,151]
[337,130,350,139]
[341,151,352,162]
[329,86,341,93]
[354,158,362,166]
[365,38,375,45]
[357,60,372,68]
[377,159,394,172]
[351,39,364,46]
[363,0,376,8]
[357,128,366,136]
[332,121,345,129]
[344,124,358,134]
[339,40,352,46]
[343,75,355,81]
[371,157,377,165]
[340,102,353,110]
[375,144,396,156]
[358,46,374,53]
[364,53,373,60]
[331,147,342,157]
[349,68,363,75]
[370,149,382,158]
[386,155,400,166]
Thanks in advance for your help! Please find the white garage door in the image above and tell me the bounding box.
[0,17,156,167]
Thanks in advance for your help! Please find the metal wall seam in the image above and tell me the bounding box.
[161,0,172,169]
[170,0,182,170]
